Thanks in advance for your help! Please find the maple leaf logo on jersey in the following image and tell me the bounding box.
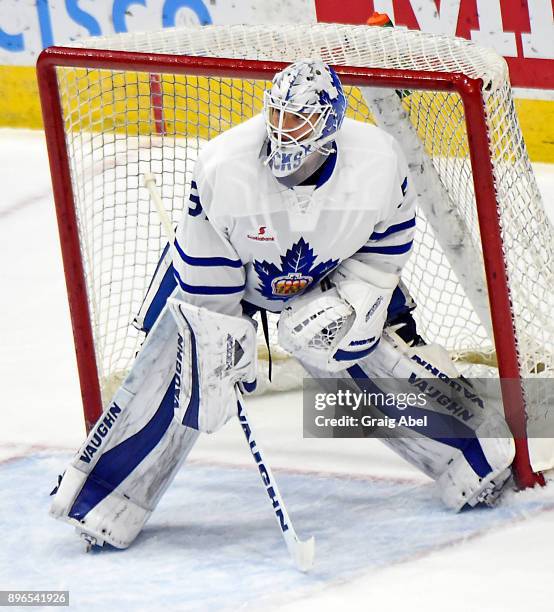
[253,237,339,301]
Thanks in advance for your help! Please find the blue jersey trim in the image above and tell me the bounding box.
[188,185,203,217]
[358,241,413,255]
[188,198,203,217]
[174,269,245,295]
[174,239,242,268]
[369,217,415,241]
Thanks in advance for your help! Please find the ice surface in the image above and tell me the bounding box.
[1,129,554,611]
[2,451,554,612]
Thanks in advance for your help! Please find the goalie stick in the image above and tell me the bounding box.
[237,389,315,571]
[144,173,316,571]
[143,172,177,244]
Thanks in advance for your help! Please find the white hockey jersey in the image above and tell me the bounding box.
[173,114,416,317]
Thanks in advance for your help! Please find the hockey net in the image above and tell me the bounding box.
[36,23,554,484]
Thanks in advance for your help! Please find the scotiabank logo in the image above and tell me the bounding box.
[247,226,275,241]
[315,0,554,90]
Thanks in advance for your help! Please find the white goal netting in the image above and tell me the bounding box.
[51,24,553,437]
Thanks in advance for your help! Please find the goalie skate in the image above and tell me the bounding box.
[79,530,105,553]
[464,468,513,510]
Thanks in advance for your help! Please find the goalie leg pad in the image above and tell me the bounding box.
[50,305,200,548]
[51,297,258,548]
[302,327,515,511]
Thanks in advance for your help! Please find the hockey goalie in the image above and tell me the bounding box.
[50,60,515,550]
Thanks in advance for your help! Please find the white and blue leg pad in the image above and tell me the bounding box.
[50,305,201,548]
[302,328,515,511]
[50,298,256,548]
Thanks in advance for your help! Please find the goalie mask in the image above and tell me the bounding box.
[262,59,347,180]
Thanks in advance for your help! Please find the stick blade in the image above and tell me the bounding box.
[292,536,315,572]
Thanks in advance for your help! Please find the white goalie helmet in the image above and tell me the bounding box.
[263,59,347,179]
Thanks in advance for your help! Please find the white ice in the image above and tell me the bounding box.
[1,129,554,611]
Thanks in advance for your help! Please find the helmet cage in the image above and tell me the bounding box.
[263,91,333,151]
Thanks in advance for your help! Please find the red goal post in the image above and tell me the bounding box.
[36,39,547,489]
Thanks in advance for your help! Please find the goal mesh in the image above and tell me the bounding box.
[47,24,553,448]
